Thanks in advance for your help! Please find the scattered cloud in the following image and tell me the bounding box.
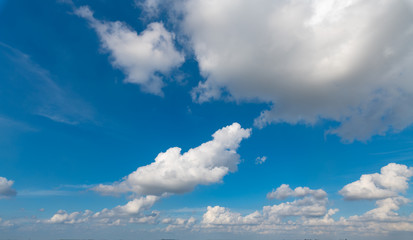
[75,6,185,95]
[267,184,327,200]
[47,195,159,225]
[255,156,267,165]
[200,184,335,233]
[146,0,413,141]
[196,175,413,235]
[0,177,17,199]
[93,123,251,196]
[339,163,413,200]
[162,216,197,232]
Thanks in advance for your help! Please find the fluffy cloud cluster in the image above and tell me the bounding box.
[94,123,251,196]
[340,163,413,200]
[47,195,159,225]
[203,184,331,229]
[75,6,184,95]
[340,163,413,229]
[146,0,413,141]
[196,164,413,236]
[0,177,16,199]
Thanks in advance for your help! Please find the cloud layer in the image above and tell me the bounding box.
[75,6,185,95]
[94,123,251,196]
[0,177,16,199]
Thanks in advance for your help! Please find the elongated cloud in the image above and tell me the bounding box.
[75,6,184,95]
[339,163,413,200]
[0,177,16,199]
[148,0,413,141]
[267,184,327,200]
[94,123,251,196]
[47,195,159,225]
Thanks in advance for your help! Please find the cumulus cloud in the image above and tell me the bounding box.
[0,177,16,199]
[93,123,251,196]
[339,163,413,200]
[339,163,413,230]
[197,179,413,235]
[147,0,413,141]
[75,6,184,95]
[202,184,331,229]
[47,195,159,225]
[203,206,262,226]
[267,184,327,200]
[263,185,329,220]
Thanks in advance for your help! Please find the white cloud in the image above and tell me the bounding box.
[202,185,330,229]
[75,6,185,95]
[47,195,159,225]
[203,206,262,226]
[93,123,251,196]
[339,163,413,200]
[267,184,327,200]
[149,0,413,141]
[0,177,16,199]
[360,196,410,221]
[263,185,329,220]
[195,179,413,235]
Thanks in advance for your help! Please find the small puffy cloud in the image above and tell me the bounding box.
[47,195,159,225]
[255,156,267,165]
[93,123,251,196]
[151,0,413,141]
[203,206,262,226]
[0,177,17,199]
[75,6,184,95]
[339,163,413,200]
[267,184,327,200]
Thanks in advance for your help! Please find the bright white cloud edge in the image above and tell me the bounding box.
[75,6,185,96]
[93,122,251,196]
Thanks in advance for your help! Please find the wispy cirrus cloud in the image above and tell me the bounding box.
[0,42,94,125]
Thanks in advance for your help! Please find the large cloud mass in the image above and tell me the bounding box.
[75,6,184,95]
[150,0,413,141]
[94,123,251,196]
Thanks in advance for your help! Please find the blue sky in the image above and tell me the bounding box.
[1,0,413,239]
